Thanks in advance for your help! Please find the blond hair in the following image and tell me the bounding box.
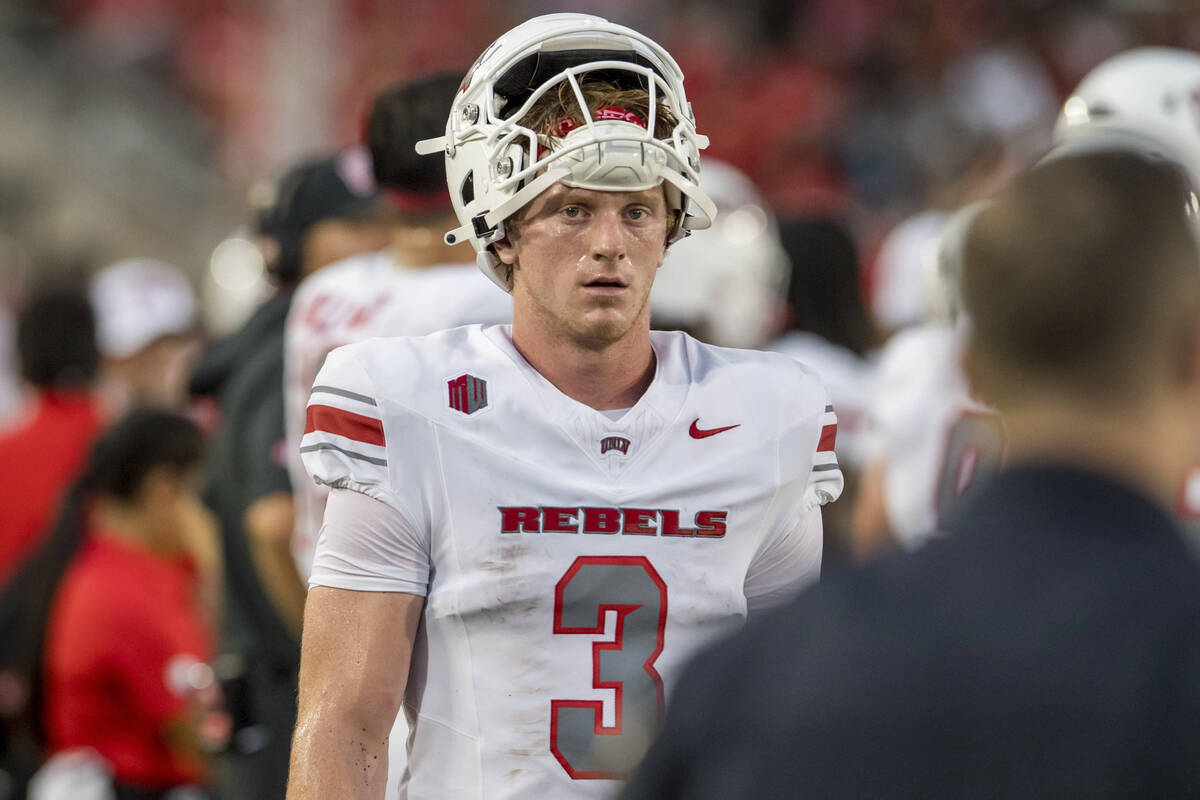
[492,80,678,288]
[518,79,679,143]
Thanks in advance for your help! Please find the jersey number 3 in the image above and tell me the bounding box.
[550,556,668,780]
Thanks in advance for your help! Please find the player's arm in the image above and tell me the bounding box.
[287,585,422,800]
[244,490,306,639]
[849,457,897,561]
[288,347,432,797]
[744,505,824,615]
[744,387,843,611]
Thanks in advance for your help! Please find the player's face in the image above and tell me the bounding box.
[494,184,669,348]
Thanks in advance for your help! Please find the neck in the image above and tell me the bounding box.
[92,499,177,556]
[511,319,656,411]
[1001,395,1189,511]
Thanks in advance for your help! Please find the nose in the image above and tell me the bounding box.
[589,210,627,263]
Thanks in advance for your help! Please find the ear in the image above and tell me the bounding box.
[492,236,519,266]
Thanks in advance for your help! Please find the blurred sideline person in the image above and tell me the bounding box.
[0,286,105,796]
[90,259,202,414]
[283,73,512,582]
[769,218,878,557]
[10,410,224,800]
[852,46,1200,560]
[624,151,1200,799]
[288,14,841,800]
[648,158,789,349]
[851,203,994,558]
[189,149,387,800]
[0,287,105,587]
[1052,47,1200,539]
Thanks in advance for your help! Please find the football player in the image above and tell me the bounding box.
[852,202,1000,556]
[286,14,842,800]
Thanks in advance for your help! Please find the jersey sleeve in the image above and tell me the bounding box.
[744,505,823,612]
[299,347,391,502]
[309,488,431,595]
[805,400,844,510]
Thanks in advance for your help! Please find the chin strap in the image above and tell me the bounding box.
[481,167,572,231]
[442,167,571,246]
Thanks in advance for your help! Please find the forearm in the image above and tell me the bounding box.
[245,492,307,638]
[251,539,307,638]
[287,706,391,800]
[286,586,423,800]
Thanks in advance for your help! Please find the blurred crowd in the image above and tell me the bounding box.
[0,1,1199,799]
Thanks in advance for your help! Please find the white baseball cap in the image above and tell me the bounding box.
[90,259,198,359]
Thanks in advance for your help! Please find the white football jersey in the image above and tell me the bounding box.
[865,322,1002,547]
[302,324,842,799]
[768,331,874,470]
[284,251,512,577]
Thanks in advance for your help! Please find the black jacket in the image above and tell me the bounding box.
[624,464,1200,799]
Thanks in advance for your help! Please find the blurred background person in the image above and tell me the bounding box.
[283,72,512,583]
[90,258,202,414]
[1050,46,1200,542]
[1,409,224,800]
[40,408,224,800]
[649,158,790,351]
[189,146,388,800]
[769,217,879,557]
[851,202,997,559]
[853,45,1200,561]
[0,285,104,589]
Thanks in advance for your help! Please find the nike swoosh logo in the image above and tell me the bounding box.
[689,419,741,439]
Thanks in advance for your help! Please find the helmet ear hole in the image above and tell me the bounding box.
[460,170,475,206]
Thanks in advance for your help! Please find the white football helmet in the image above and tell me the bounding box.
[1053,47,1200,190]
[927,200,989,324]
[650,159,788,348]
[416,13,716,291]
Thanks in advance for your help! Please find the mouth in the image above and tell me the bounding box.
[581,277,628,294]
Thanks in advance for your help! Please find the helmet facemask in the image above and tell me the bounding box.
[417,14,716,291]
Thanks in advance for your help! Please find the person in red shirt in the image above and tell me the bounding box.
[37,409,225,798]
[0,287,105,586]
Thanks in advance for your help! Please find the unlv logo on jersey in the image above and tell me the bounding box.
[448,374,488,415]
[600,436,630,455]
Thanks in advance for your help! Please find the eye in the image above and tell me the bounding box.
[561,205,584,219]
[627,207,650,221]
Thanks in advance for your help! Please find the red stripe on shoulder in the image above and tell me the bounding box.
[305,404,385,447]
[818,423,837,453]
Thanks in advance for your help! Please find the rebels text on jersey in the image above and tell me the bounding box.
[301,324,841,799]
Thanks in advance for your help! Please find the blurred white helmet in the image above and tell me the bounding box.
[1054,47,1200,190]
[416,13,716,291]
[926,200,989,324]
[871,210,949,333]
[650,159,788,349]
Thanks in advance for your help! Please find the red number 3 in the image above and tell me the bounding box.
[550,556,668,780]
